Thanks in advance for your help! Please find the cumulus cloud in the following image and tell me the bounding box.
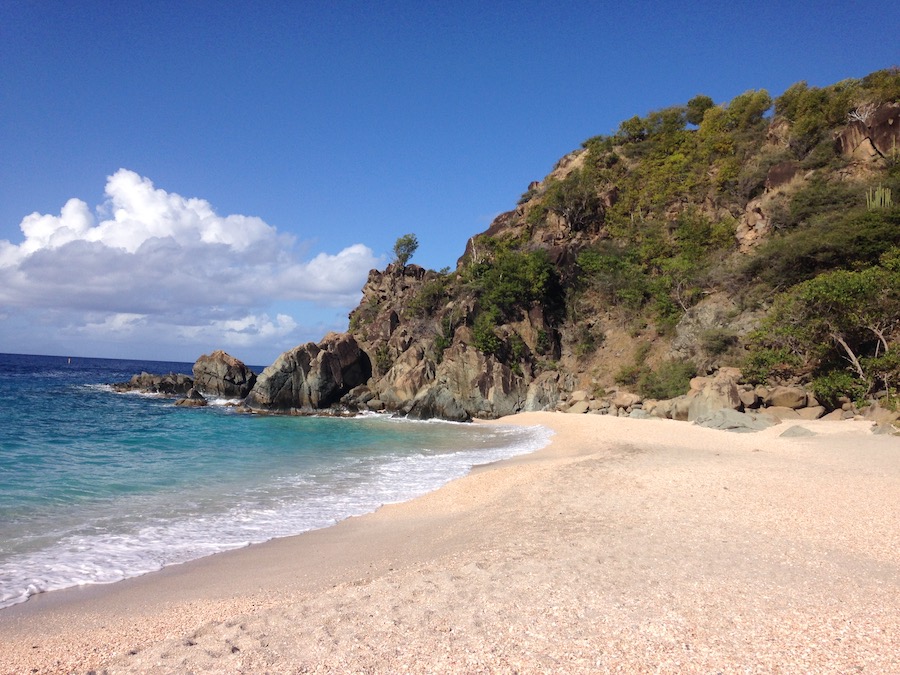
[0,169,383,357]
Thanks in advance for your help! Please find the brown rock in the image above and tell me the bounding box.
[764,386,808,410]
[192,350,256,398]
[243,333,372,412]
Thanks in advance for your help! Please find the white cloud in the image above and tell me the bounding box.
[0,170,384,358]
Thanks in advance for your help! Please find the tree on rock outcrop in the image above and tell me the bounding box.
[393,233,419,267]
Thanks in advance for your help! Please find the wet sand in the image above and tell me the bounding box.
[1,412,898,673]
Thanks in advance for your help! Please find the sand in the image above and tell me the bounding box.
[1,412,899,674]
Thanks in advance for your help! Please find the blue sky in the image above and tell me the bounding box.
[1,1,897,365]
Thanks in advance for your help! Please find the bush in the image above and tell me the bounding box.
[638,360,698,399]
[701,329,738,356]
[812,370,867,408]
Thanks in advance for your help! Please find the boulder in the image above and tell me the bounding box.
[243,333,372,412]
[796,406,826,420]
[566,400,590,414]
[693,409,778,433]
[192,350,257,398]
[687,371,742,422]
[780,425,816,438]
[763,406,802,420]
[764,386,808,409]
[611,391,641,409]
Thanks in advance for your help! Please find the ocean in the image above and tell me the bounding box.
[0,352,551,610]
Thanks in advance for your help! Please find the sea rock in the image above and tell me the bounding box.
[764,406,802,420]
[113,372,194,396]
[243,333,372,412]
[566,400,590,414]
[175,388,208,407]
[192,350,257,398]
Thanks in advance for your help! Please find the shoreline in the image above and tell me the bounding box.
[2,412,899,673]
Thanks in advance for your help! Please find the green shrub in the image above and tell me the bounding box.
[374,344,393,374]
[812,370,867,408]
[638,360,698,399]
[701,328,738,356]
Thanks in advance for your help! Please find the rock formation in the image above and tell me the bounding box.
[192,350,257,398]
[242,333,371,413]
[112,372,194,396]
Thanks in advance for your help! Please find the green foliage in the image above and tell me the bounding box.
[811,370,867,408]
[742,346,802,385]
[615,342,652,387]
[686,94,715,126]
[744,208,900,288]
[637,359,698,399]
[374,344,393,374]
[408,275,449,317]
[746,255,900,398]
[574,324,604,357]
[701,328,739,356]
[472,309,502,356]
[543,167,603,232]
[393,233,419,267]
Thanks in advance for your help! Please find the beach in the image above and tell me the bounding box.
[1,411,899,673]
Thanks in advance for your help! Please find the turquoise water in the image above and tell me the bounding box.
[0,353,550,609]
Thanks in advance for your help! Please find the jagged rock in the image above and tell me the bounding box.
[764,386,808,409]
[113,372,194,396]
[835,103,900,162]
[524,371,565,412]
[192,350,257,398]
[243,333,372,412]
[406,343,526,420]
[693,409,778,433]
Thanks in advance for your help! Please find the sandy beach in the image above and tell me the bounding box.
[1,411,898,673]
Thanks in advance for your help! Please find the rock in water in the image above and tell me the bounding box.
[243,333,372,412]
[192,350,257,398]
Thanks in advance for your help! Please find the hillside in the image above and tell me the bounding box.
[239,68,900,423]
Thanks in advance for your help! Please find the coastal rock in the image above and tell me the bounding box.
[243,333,372,412]
[407,343,526,421]
[192,350,257,398]
[113,372,194,396]
[175,388,208,407]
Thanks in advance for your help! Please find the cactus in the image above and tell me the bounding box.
[866,185,894,210]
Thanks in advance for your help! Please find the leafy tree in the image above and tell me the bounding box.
[746,252,900,399]
[686,94,715,126]
[393,233,419,267]
[543,167,603,232]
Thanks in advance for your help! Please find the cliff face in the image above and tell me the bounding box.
[247,69,900,420]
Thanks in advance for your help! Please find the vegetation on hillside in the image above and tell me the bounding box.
[365,68,900,409]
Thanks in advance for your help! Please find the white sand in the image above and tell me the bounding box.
[1,413,898,673]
